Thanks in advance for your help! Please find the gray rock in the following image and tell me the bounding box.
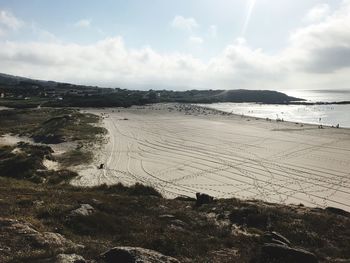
[1,218,82,252]
[70,204,95,217]
[55,253,86,263]
[159,214,176,220]
[261,243,318,263]
[170,219,187,228]
[100,246,180,263]
[37,232,82,251]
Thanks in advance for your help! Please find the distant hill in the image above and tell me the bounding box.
[0,72,304,108]
[162,89,303,104]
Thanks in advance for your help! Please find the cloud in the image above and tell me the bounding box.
[304,3,330,23]
[0,37,206,89]
[0,10,23,30]
[171,16,198,31]
[74,19,91,28]
[189,36,203,45]
[287,1,350,73]
[1,2,350,91]
[0,9,23,37]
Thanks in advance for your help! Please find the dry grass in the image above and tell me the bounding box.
[0,176,349,262]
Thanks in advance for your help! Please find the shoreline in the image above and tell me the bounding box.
[197,102,350,129]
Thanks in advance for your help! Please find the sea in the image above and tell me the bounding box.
[199,90,350,128]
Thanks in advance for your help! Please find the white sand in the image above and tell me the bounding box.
[0,134,33,145]
[70,103,350,211]
[43,159,60,171]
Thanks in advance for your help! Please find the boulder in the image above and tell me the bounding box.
[70,204,95,217]
[0,218,82,252]
[55,253,86,263]
[261,243,318,263]
[195,193,214,206]
[36,232,81,250]
[100,246,180,263]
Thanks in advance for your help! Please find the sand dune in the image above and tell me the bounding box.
[71,104,350,211]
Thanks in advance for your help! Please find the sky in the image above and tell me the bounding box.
[0,0,349,91]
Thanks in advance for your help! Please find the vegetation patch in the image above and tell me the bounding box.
[0,142,77,184]
[0,142,52,181]
[57,149,93,167]
[0,108,106,183]
[0,108,106,144]
[0,177,349,262]
[93,183,163,198]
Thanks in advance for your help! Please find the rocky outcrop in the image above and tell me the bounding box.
[100,246,180,263]
[0,217,82,257]
[55,253,86,263]
[70,204,95,217]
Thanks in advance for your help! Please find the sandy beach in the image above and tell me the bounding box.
[71,103,350,211]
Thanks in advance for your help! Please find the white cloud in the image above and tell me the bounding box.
[1,2,350,91]
[208,25,217,37]
[0,10,22,30]
[304,3,330,23]
[189,36,203,45]
[74,19,91,28]
[171,16,198,31]
[0,37,206,89]
[287,2,350,73]
[0,9,23,37]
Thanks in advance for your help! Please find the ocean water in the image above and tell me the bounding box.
[286,89,350,103]
[200,90,350,128]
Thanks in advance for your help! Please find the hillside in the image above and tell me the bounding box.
[0,73,303,108]
[0,176,349,263]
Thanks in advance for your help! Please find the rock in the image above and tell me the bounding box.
[195,193,214,206]
[33,200,45,207]
[263,231,291,246]
[209,248,240,262]
[37,232,82,251]
[0,218,82,252]
[70,204,95,217]
[170,219,187,228]
[325,207,350,217]
[100,246,180,263]
[261,243,318,263]
[91,198,103,205]
[159,214,176,220]
[55,253,86,263]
